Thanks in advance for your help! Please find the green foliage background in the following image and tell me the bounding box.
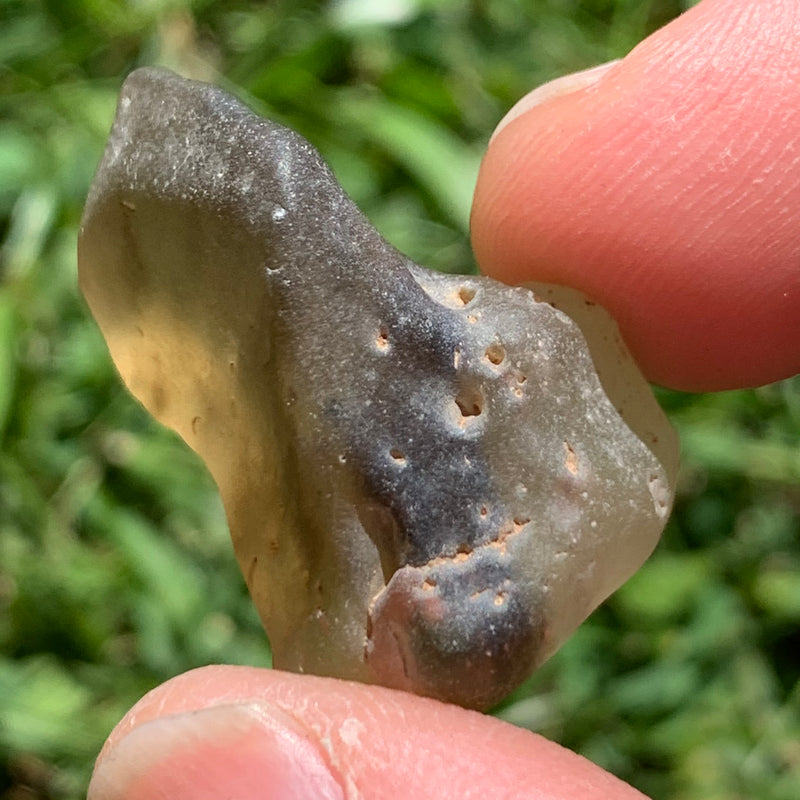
[1,1,798,798]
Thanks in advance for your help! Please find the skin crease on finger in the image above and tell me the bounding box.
[471,0,800,392]
[89,665,648,800]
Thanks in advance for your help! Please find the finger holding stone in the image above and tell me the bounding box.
[89,665,650,800]
[472,0,800,392]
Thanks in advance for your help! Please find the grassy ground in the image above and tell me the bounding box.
[1,1,799,798]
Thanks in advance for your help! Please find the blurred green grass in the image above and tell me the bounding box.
[1,1,798,798]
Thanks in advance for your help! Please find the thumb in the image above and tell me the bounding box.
[471,0,800,392]
[88,666,647,800]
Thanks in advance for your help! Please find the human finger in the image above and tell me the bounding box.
[471,0,800,391]
[88,665,648,800]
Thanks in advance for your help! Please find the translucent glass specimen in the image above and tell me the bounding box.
[79,69,679,710]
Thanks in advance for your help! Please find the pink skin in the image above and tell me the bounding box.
[89,667,645,800]
[90,2,800,798]
[472,0,800,391]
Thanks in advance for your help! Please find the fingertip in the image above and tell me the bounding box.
[89,700,344,800]
[94,666,649,799]
[472,0,800,391]
[490,60,621,145]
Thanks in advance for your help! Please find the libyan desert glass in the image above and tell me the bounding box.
[79,69,678,710]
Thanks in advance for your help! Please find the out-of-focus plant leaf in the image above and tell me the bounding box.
[752,563,800,621]
[681,425,800,483]
[0,657,94,756]
[0,291,17,440]
[613,552,711,623]
[336,90,483,233]
[2,188,58,281]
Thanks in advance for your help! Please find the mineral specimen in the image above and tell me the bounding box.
[79,68,678,710]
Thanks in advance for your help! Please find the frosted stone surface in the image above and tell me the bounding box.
[79,69,679,710]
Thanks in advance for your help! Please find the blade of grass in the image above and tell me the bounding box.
[336,89,482,234]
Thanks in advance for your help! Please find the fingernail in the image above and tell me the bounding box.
[490,60,620,144]
[88,701,345,800]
